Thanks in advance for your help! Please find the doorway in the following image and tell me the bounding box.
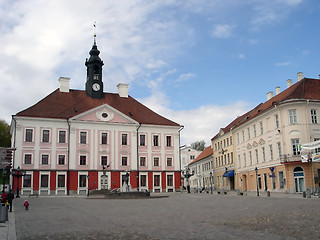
[293,166,305,193]
[101,175,108,190]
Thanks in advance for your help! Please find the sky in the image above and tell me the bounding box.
[0,0,320,147]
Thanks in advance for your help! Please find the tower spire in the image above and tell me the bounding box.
[93,22,97,45]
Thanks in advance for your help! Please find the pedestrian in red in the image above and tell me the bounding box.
[1,191,7,203]
[24,200,29,210]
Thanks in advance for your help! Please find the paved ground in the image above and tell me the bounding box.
[9,192,320,240]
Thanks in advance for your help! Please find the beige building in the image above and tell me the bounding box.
[234,73,320,194]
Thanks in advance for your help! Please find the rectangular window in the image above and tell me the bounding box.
[253,124,256,138]
[23,174,32,187]
[231,152,233,164]
[154,157,159,166]
[167,175,173,187]
[262,147,266,162]
[58,155,65,165]
[230,136,232,145]
[80,132,87,144]
[101,133,107,144]
[260,121,263,135]
[166,136,172,147]
[154,175,160,187]
[314,138,320,153]
[140,134,146,146]
[275,114,279,129]
[42,130,50,143]
[122,156,128,166]
[153,135,159,146]
[292,139,300,155]
[101,156,107,166]
[140,175,147,187]
[121,134,128,145]
[140,156,146,166]
[236,133,239,144]
[277,142,282,159]
[289,109,297,124]
[255,149,258,164]
[242,130,245,142]
[41,154,49,165]
[243,153,246,167]
[238,155,241,168]
[24,154,32,164]
[58,130,66,143]
[40,175,49,188]
[25,129,33,142]
[279,171,284,189]
[269,145,273,161]
[167,157,173,166]
[80,155,86,165]
[79,175,86,188]
[247,128,250,140]
[311,109,318,124]
[57,175,65,188]
[249,151,252,165]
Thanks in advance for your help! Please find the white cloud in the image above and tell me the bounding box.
[275,61,291,66]
[238,53,245,59]
[211,24,234,39]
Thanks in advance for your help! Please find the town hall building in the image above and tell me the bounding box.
[10,39,182,195]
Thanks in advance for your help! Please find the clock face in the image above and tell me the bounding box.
[92,83,101,91]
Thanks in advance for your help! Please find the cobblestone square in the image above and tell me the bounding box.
[13,192,319,240]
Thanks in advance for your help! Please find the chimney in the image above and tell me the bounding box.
[267,91,274,100]
[275,86,280,95]
[287,79,293,88]
[297,72,303,81]
[117,83,129,98]
[58,77,70,93]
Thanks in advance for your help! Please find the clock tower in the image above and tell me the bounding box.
[85,38,104,99]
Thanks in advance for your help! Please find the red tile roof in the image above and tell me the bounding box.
[189,146,213,165]
[15,89,180,126]
[232,78,320,128]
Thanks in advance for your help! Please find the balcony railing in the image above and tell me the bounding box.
[280,154,302,163]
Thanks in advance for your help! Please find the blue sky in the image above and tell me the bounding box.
[0,0,319,146]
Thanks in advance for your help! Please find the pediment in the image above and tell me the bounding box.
[71,104,137,124]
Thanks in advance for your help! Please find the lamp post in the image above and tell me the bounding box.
[11,167,26,198]
[181,167,194,193]
[210,172,213,194]
[2,168,7,192]
[255,167,259,197]
[87,175,90,197]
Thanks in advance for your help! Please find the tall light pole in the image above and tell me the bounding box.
[255,167,259,197]
[210,171,213,194]
[11,167,26,198]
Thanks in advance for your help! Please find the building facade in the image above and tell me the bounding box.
[234,73,320,194]
[188,146,213,192]
[10,40,182,195]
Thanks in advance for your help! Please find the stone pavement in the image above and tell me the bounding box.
[1,191,319,240]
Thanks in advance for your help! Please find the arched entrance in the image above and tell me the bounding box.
[293,166,305,193]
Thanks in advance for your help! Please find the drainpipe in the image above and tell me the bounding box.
[178,125,184,189]
[136,123,141,191]
[67,119,71,195]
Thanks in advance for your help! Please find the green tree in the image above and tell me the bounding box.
[0,120,11,147]
[190,140,206,151]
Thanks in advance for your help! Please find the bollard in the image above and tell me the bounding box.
[302,191,306,198]
[267,191,270,197]
[0,203,8,223]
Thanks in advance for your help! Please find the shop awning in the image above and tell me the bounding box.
[223,170,235,177]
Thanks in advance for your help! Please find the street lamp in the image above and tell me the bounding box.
[255,167,259,197]
[181,167,194,193]
[210,172,213,194]
[11,167,26,198]
[87,175,90,197]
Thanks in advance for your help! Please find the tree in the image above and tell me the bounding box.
[190,140,206,151]
[0,120,11,147]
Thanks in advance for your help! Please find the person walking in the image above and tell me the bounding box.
[7,190,14,212]
[24,200,29,210]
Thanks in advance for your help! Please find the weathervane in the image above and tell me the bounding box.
[93,22,97,44]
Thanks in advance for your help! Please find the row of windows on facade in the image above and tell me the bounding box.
[236,109,318,145]
[214,136,232,151]
[215,152,234,167]
[236,138,320,168]
[22,174,175,189]
[23,154,174,167]
[25,129,174,147]
[191,160,214,175]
